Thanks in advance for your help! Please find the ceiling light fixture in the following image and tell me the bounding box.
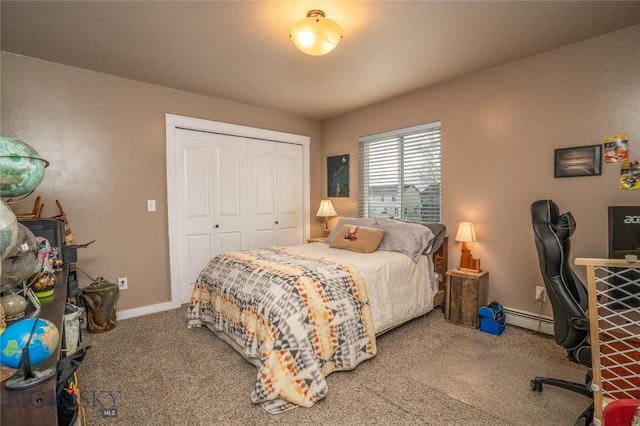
[289,10,342,56]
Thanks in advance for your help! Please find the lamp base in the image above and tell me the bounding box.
[459,242,481,272]
[322,216,331,237]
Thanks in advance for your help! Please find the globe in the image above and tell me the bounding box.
[1,223,39,293]
[0,200,19,260]
[0,137,49,199]
[0,318,60,369]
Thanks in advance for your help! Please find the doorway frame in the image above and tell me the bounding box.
[165,113,311,308]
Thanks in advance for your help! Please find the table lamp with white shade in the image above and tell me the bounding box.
[455,222,481,272]
[316,200,337,237]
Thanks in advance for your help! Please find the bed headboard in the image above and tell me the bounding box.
[433,236,448,283]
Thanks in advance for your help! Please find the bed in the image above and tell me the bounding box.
[186,218,448,413]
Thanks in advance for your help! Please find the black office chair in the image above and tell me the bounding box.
[530,200,594,426]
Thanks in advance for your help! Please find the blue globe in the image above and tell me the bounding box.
[0,318,60,369]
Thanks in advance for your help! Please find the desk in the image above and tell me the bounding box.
[1,266,69,426]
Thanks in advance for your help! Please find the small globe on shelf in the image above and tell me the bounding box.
[1,223,39,293]
[0,317,60,389]
[0,137,49,199]
[0,200,19,260]
[0,317,59,369]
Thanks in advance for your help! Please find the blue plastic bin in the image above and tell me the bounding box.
[478,302,505,335]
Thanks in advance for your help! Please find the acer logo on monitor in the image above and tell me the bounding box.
[623,215,640,224]
[609,207,640,254]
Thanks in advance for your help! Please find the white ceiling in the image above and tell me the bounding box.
[2,1,640,121]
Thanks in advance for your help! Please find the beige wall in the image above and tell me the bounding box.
[2,24,639,317]
[321,24,640,315]
[1,53,322,311]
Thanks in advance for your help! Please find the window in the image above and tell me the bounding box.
[358,121,441,222]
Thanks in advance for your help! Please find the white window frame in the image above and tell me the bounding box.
[358,121,442,222]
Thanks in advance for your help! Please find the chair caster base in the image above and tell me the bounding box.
[531,379,543,392]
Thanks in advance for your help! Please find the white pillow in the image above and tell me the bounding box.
[374,218,436,262]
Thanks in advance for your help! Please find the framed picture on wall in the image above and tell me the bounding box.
[554,145,602,178]
[327,154,349,197]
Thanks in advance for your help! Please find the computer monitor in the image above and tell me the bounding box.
[608,206,640,308]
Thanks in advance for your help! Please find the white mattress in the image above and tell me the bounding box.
[287,243,435,333]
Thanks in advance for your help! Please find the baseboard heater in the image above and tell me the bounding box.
[503,306,554,335]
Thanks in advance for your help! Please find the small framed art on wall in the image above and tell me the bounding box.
[554,144,602,178]
[327,154,349,197]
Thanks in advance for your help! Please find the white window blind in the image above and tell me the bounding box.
[358,121,441,222]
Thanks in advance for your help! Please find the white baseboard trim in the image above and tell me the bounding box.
[116,301,176,321]
[503,306,554,335]
[113,302,554,335]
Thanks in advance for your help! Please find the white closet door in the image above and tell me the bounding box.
[176,129,216,303]
[247,140,278,249]
[176,130,248,303]
[174,128,301,303]
[167,114,310,309]
[247,141,303,248]
[277,143,303,247]
[211,134,248,254]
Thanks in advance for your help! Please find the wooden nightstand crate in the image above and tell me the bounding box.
[445,269,489,328]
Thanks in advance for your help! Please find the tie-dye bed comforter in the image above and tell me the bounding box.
[186,247,377,413]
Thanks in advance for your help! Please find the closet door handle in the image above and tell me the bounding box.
[215,224,219,228]
[275,221,279,224]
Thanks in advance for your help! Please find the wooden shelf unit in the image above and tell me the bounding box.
[1,266,69,425]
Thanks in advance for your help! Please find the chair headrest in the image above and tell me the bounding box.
[531,199,559,223]
[556,212,576,240]
[531,200,575,241]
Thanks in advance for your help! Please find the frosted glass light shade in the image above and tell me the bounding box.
[455,222,477,243]
[316,200,337,217]
[290,10,342,56]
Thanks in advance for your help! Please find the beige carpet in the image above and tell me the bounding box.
[76,307,591,425]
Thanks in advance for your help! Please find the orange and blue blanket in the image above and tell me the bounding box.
[186,247,377,413]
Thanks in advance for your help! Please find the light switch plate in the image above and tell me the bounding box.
[147,200,156,212]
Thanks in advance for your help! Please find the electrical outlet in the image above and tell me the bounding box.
[535,285,546,301]
[118,277,128,290]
